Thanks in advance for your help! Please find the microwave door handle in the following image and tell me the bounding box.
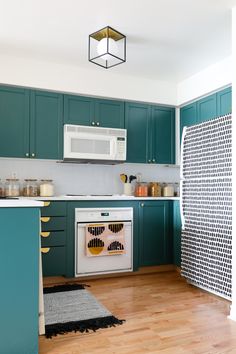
[111,137,117,157]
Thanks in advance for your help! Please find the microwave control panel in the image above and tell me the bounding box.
[116,137,126,160]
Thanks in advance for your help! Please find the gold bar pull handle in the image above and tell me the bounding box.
[40,232,50,238]
[41,247,50,254]
[40,217,50,223]
[43,201,51,207]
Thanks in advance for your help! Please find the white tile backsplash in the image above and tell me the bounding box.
[0,158,180,195]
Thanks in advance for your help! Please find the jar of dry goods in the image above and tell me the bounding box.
[5,178,20,197]
[134,182,148,197]
[162,183,174,197]
[0,179,5,197]
[148,182,161,197]
[40,179,54,197]
[23,179,38,197]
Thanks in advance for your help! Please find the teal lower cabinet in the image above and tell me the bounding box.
[0,207,40,354]
[139,201,172,267]
[40,201,67,277]
[173,201,182,267]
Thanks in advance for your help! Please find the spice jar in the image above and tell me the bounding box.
[5,178,20,197]
[134,183,148,197]
[162,183,174,197]
[148,182,161,197]
[40,179,54,197]
[23,179,38,197]
[174,183,180,197]
[0,179,5,197]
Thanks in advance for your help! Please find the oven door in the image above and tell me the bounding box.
[75,221,133,276]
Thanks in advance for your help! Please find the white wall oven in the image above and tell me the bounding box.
[75,207,133,277]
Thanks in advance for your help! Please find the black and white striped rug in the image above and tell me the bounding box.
[44,284,124,338]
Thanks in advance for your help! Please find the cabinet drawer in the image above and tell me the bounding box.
[41,216,66,231]
[41,246,66,277]
[41,201,67,216]
[41,231,66,247]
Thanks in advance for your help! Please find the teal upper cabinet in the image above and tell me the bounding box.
[180,87,232,140]
[64,95,94,126]
[0,86,30,158]
[95,99,124,128]
[180,102,197,142]
[0,86,63,159]
[64,94,125,129]
[30,91,63,159]
[125,102,150,163]
[139,201,172,267]
[125,102,175,164]
[197,93,217,123]
[216,86,232,116]
[152,106,175,164]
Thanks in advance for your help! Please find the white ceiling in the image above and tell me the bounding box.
[0,0,236,83]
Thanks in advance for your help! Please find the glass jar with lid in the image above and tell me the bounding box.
[162,183,174,197]
[134,182,148,197]
[40,179,54,197]
[23,179,38,197]
[0,179,5,197]
[148,182,161,197]
[5,178,20,197]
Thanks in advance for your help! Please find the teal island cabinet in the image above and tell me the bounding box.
[173,200,181,267]
[0,201,42,354]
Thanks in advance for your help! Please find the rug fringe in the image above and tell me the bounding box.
[43,283,89,294]
[45,315,125,338]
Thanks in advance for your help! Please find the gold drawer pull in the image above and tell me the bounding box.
[40,232,50,238]
[41,247,50,254]
[43,201,51,207]
[41,217,51,223]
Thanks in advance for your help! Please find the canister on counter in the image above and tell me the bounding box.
[148,182,161,197]
[5,178,20,197]
[40,179,54,197]
[162,183,174,197]
[23,179,38,197]
[134,182,148,197]
[0,179,5,197]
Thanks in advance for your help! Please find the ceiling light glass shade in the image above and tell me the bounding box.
[89,26,126,69]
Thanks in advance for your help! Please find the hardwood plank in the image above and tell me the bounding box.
[39,271,236,354]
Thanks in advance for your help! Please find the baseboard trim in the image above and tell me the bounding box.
[43,264,176,286]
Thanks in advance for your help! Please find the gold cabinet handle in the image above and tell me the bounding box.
[40,231,50,238]
[40,217,51,223]
[41,247,50,254]
[43,201,51,207]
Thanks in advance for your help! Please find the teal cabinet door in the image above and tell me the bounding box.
[125,102,150,163]
[152,106,175,164]
[0,207,39,354]
[173,201,181,267]
[197,93,217,123]
[217,87,232,116]
[180,102,197,142]
[64,94,94,125]
[30,90,63,159]
[95,99,125,128]
[0,86,30,158]
[139,201,171,266]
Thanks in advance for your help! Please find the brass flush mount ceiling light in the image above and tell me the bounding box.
[89,26,126,69]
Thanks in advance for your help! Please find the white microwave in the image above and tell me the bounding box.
[63,124,127,163]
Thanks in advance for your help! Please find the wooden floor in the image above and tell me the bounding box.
[39,271,236,354]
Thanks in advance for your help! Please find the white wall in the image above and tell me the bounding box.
[0,54,177,106]
[177,56,232,106]
[0,158,180,196]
